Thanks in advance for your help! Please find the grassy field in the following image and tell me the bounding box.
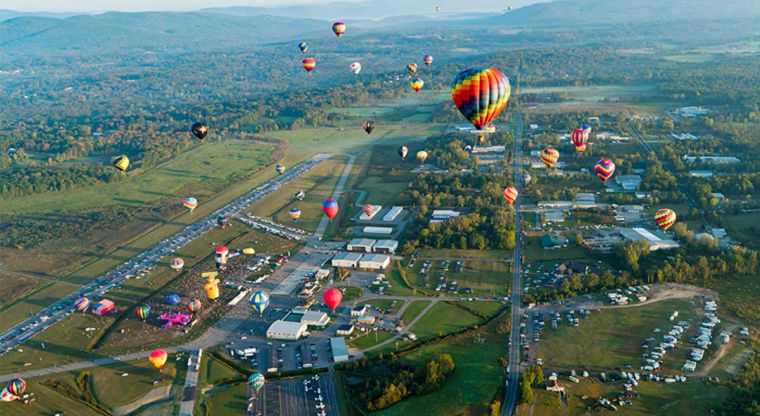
[721,211,759,249]
[536,299,699,372]
[384,267,416,296]
[364,298,404,315]
[411,302,482,341]
[338,286,364,302]
[452,301,506,317]
[200,381,248,416]
[521,84,657,103]
[454,261,510,297]
[418,248,511,260]
[400,300,431,324]
[522,233,592,262]
[0,281,81,332]
[348,330,395,350]
[197,353,244,387]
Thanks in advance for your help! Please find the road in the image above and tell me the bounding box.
[0,154,331,356]
[178,349,202,416]
[313,155,357,239]
[502,114,525,416]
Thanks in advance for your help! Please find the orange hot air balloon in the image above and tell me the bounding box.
[149,349,168,370]
[406,63,418,76]
[503,186,518,204]
[539,147,560,168]
[302,57,316,73]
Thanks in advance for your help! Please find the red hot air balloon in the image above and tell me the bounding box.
[302,57,316,73]
[323,198,339,220]
[570,128,588,152]
[503,186,518,204]
[323,288,342,312]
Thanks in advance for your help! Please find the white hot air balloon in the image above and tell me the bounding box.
[350,62,362,75]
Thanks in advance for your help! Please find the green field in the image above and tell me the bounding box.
[452,301,505,317]
[536,299,699,372]
[411,302,482,341]
[721,212,759,249]
[197,353,244,388]
[0,281,81,332]
[454,261,510,297]
[521,84,657,103]
[385,267,416,296]
[419,248,510,260]
[200,381,248,416]
[522,233,592,262]
[400,300,431,324]
[364,298,404,315]
[348,330,395,350]
[338,286,365,302]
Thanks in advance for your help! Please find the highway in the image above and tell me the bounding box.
[0,154,332,355]
[501,114,525,416]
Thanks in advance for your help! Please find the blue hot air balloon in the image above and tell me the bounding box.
[166,293,181,306]
[249,291,270,316]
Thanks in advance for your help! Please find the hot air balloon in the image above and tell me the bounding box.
[362,204,375,217]
[362,120,375,135]
[407,63,418,76]
[187,299,202,313]
[332,22,345,37]
[523,172,532,185]
[581,123,592,135]
[217,216,228,229]
[170,257,184,271]
[1,388,17,402]
[435,5,441,13]
[135,304,151,320]
[294,191,305,201]
[205,279,220,301]
[289,208,302,220]
[243,247,255,255]
[182,197,198,211]
[398,145,408,160]
[249,373,266,392]
[250,291,270,316]
[148,349,168,370]
[6,379,26,397]
[539,147,560,168]
[655,208,677,231]
[275,164,286,175]
[214,245,229,270]
[570,128,588,152]
[503,186,518,204]
[302,57,316,73]
[410,77,424,93]
[423,54,433,67]
[298,41,309,54]
[323,288,342,312]
[113,155,129,172]
[323,199,339,220]
[191,122,209,140]
[350,62,362,75]
[416,150,428,164]
[166,293,181,306]
[74,297,90,312]
[594,158,616,183]
[451,67,511,131]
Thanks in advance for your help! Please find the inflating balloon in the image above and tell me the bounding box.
[249,373,266,392]
[187,299,202,313]
[170,257,184,271]
[6,379,26,397]
[135,304,151,320]
[74,297,90,312]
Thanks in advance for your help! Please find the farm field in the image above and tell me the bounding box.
[400,300,431,324]
[522,233,592,262]
[348,330,395,350]
[721,211,760,249]
[411,302,482,341]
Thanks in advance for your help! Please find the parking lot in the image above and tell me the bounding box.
[248,373,340,416]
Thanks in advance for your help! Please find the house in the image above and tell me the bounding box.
[351,305,368,317]
[336,324,355,336]
[431,210,460,220]
[682,155,740,164]
[574,193,596,208]
[689,170,714,177]
[557,262,589,275]
[357,315,376,325]
[300,311,330,328]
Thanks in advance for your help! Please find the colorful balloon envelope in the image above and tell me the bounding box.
[363,120,375,134]
[275,164,286,175]
[191,122,209,140]
[398,145,408,160]
[170,257,184,271]
[416,150,428,164]
[350,62,362,75]
[167,293,181,306]
[410,77,424,93]
[423,54,433,67]
[594,158,616,183]
[298,41,309,54]
[451,67,510,130]
[362,204,375,217]
[182,197,198,211]
[74,297,91,312]
[539,147,560,168]
[135,304,151,320]
[332,22,345,37]
[113,155,129,172]
[289,208,302,220]
[406,63,418,76]
[503,186,518,204]
[148,349,168,370]
[249,373,266,392]
[302,57,316,73]
[294,191,306,201]
[323,288,343,311]
[1,387,17,402]
[205,282,219,300]
[655,208,677,231]
[581,124,592,134]
[6,379,26,397]
[187,299,202,313]
[323,198,339,220]
[570,128,588,152]
[250,291,270,315]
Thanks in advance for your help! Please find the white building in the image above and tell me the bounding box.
[301,311,330,328]
[347,238,376,253]
[332,252,362,268]
[682,155,740,164]
[363,226,393,235]
[574,193,596,208]
[359,205,382,220]
[471,145,506,153]
[372,239,398,254]
[266,320,307,340]
[359,254,391,270]
[336,324,355,336]
[383,206,404,222]
[431,210,460,220]
[351,305,368,317]
[689,170,714,177]
[330,337,349,363]
[619,227,680,251]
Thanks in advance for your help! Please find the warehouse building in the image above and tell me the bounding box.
[363,226,394,235]
[383,206,404,222]
[331,252,362,268]
[266,320,308,340]
[331,337,349,363]
[359,254,391,270]
[359,205,382,220]
[347,238,376,253]
[372,239,398,254]
[300,311,330,328]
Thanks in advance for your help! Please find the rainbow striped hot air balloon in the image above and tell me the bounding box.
[289,208,302,220]
[302,57,316,73]
[362,204,375,217]
[451,67,510,131]
[182,197,198,211]
[187,299,202,313]
[135,304,151,320]
[594,158,616,183]
[540,147,559,168]
[423,54,434,67]
[503,186,518,204]
[655,208,677,231]
[250,291,270,316]
[332,22,345,37]
[6,379,26,397]
[74,297,91,312]
[410,77,424,93]
[406,63,418,76]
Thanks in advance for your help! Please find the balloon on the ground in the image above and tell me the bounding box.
[249,373,266,392]
[398,145,408,160]
[451,67,511,130]
[182,197,198,211]
[74,297,91,312]
[655,208,677,231]
[187,299,202,313]
[363,120,375,134]
[350,62,362,75]
[332,22,345,37]
[1,388,17,402]
[243,247,256,255]
[298,41,309,54]
[540,147,560,168]
[135,304,151,320]
[302,57,316,73]
[410,77,424,93]
[113,155,129,172]
[250,291,270,315]
[362,204,375,217]
[167,293,181,306]
[323,198,339,220]
[205,277,220,300]
[594,158,616,183]
[275,164,286,175]
[407,63,418,76]
[191,122,209,140]
[295,191,306,201]
[503,186,518,204]
[416,150,428,164]
[149,349,168,370]
[170,257,184,271]
[289,208,302,220]
[423,54,433,67]
[6,379,26,397]
[324,288,342,311]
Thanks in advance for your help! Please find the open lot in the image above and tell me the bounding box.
[411,302,482,341]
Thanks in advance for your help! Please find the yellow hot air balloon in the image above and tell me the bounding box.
[148,349,168,370]
[113,155,130,172]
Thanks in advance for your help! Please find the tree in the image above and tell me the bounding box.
[519,376,534,404]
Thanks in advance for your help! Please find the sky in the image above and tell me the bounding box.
[2,0,548,13]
